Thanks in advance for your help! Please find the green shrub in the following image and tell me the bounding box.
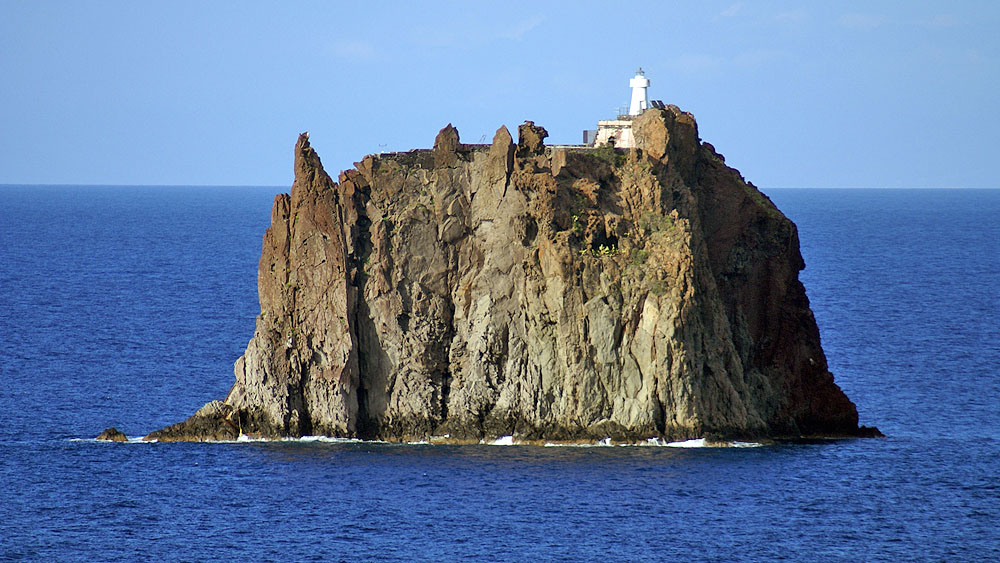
[591,144,626,167]
[639,211,673,233]
[650,280,667,295]
[631,249,650,265]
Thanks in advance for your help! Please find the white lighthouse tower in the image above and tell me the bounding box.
[628,68,650,116]
[585,68,660,148]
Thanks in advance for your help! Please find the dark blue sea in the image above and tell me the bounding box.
[1,186,997,561]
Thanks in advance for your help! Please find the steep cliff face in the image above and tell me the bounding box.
[147,106,873,443]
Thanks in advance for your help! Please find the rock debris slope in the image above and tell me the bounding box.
[146,106,877,443]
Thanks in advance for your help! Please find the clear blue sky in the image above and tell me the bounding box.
[2,1,997,188]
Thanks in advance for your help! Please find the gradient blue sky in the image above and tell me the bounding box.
[2,1,997,188]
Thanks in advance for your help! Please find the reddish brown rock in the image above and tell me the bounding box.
[433,124,461,168]
[517,120,548,157]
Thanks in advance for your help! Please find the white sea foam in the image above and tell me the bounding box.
[489,435,516,446]
[543,438,615,447]
[666,438,708,448]
[178,435,375,444]
[72,434,763,448]
[71,436,154,444]
[291,435,363,443]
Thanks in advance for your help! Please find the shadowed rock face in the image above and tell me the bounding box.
[148,108,872,443]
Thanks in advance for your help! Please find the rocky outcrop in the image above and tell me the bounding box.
[96,427,128,442]
[147,106,876,443]
[144,401,241,442]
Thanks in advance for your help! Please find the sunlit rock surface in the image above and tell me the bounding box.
[148,106,876,443]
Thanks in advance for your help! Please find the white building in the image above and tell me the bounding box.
[628,68,650,116]
[590,118,635,149]
[584,68,663,149]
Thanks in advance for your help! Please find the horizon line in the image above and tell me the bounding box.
[1,183,996,191]
[0,183,286,189]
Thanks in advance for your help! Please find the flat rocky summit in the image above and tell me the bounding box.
[141,106,879,444]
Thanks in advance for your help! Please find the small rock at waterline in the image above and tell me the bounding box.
[96,427,128,442]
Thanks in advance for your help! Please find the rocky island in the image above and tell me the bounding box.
[130,105,879,444]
